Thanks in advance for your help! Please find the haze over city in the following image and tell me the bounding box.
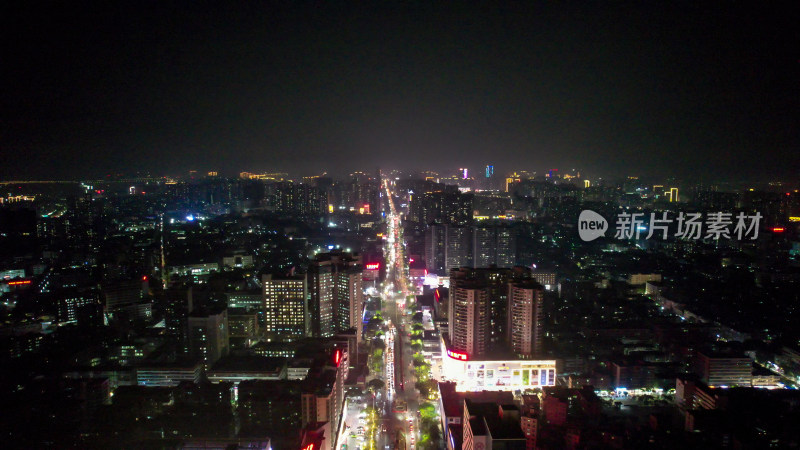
[2,2,798,180]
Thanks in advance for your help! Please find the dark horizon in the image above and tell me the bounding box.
[2,2,798,181]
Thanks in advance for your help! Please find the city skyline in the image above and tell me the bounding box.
[2,3,800,448]
[2,164,799,186]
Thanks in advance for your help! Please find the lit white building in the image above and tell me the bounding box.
[441,337,557,392]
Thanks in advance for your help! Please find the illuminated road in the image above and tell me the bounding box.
[378,178,421,450]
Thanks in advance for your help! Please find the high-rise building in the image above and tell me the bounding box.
[424,224,447,275]
[323,178,380,216]
[164,285,193,350]
[472,225,516,268]
[263,274,309,340]
[410,190,473,226]
[187,307,230,370]
[497,227,516,267]
[308,261,335,338]
[508,280,544,357]
[483,164,498,190]
[301,347,349,449]
[450,267,533,347]
[448,279,490,358]
[264,181,325,215]
[425,224,472,275]
[308,252,364,338]
[335,268,364,342]
[427,224,517,275]
[446,226,471,272]
[668,187,679,202]
[472,226,494,268]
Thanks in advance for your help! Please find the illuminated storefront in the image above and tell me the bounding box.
[441,339,557,392]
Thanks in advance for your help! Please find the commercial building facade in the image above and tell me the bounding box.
[442,337,557,392]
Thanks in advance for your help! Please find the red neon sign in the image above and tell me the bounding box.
[7,280,31,286]
[773,227,785,233]
[365,263,380,270]
[434,289,440,302]
[302,444,315,450]
[447,349,469,361]
[334,349,341,367]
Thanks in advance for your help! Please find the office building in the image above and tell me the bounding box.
[226,291,262,310]
[263,274,309,340]
[530,271,556,290]
[694,351,752,387]
[56,289,100,323]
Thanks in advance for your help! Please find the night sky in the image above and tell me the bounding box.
[1,2,798,180]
